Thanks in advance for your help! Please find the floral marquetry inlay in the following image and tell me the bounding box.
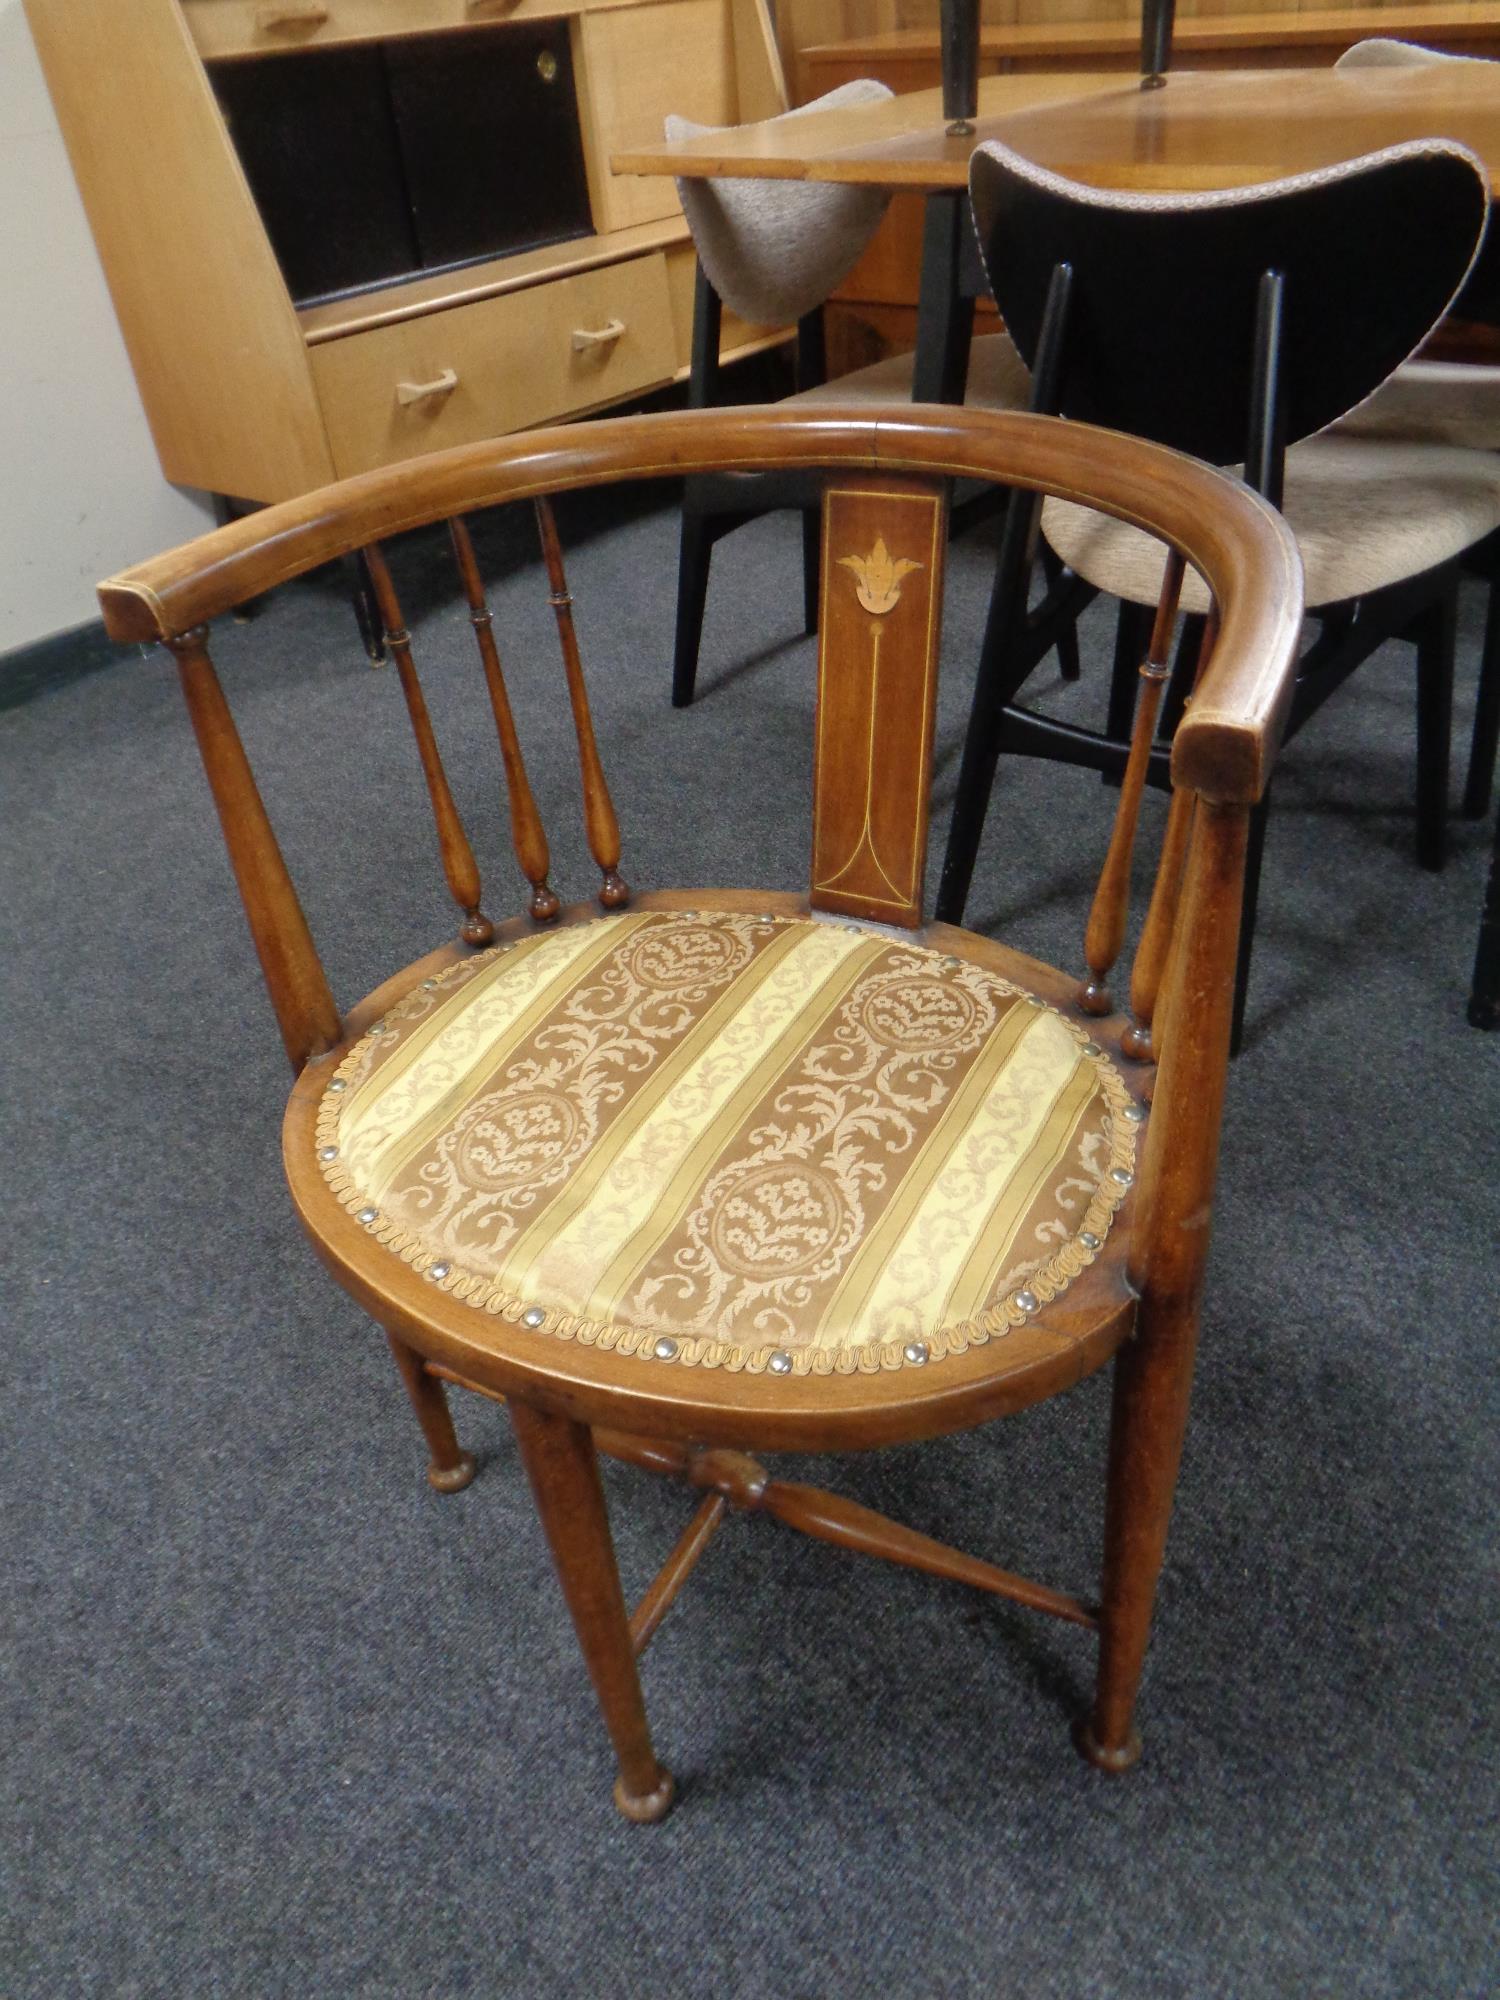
[812,482,947,929]
[837,536,924,616]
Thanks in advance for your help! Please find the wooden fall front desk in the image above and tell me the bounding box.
[616,64,1500,374]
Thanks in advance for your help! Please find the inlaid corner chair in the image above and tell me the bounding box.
[666,82,1048,708]
[98,403,1301,1820]
[938,138,1500,1052]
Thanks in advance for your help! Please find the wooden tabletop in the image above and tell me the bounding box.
[614,63,1500,194]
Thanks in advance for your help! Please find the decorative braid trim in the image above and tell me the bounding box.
[313,918,1139,1377]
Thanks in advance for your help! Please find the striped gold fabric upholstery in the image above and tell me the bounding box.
[317,912,1138,1376]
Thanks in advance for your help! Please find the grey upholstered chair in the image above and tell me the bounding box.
[1331,37,1500,821]
[666,81,1034,705]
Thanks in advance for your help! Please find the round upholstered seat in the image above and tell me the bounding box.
[309,907,1140,1383]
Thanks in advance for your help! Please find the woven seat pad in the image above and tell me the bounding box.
[316,911,1137,1377]
[1043,434,1500,613]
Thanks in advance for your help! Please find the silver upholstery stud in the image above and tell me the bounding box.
[1111,1167,1134,1187]
[1012,1289,1038,1314]
[653,1337,679,1361]
[356,1207,378,1225]
[1123,1104,1146,1122]
[767,1349,793,1375]
[1080,1232,1102,1252]
[319,1146,338,1161]
[521,1306,546,1329]
[902,1340,929,1366]
[327,1078,347,1093]
[429,1262,450,1281]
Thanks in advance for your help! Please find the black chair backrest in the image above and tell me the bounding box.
[968,139,1489,474]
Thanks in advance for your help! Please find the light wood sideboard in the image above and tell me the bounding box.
[25,0,788,505]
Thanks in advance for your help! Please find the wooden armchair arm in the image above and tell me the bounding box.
[98,405,1302,802]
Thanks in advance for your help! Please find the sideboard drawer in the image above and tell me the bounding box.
[184,2,573,61]
[311,252,677,474]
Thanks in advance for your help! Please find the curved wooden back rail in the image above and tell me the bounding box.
[100,403,1302,1814]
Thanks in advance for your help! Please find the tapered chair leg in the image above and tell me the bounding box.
[386,1334,476,1492]
[1228,790,1272,1058]
[672,505,715,709]
[509,1401,676,1823]
[801,505,821,636]
[1076,1305,1201,1773]
[1462,578,1500,820]
[1414,581,1456,871]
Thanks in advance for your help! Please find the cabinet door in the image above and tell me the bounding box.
[210,44,418,303]
[385,24,594,271]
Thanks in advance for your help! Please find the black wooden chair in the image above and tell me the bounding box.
[936,137,1500,1052]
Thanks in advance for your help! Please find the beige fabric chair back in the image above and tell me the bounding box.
[1335,37,1488,69]
[666,80,894,326]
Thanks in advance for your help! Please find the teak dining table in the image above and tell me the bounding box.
[615,65,1500,400]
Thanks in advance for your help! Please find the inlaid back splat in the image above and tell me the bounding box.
[810,478,947,929]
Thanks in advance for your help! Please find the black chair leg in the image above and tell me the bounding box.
[673,506,715,709]
[349,550,386,665]
[1414,580,1456,872]
[1039,544,1081,681]
[936,512,1037,926]
[801,506,821,636]
[1462,576,1500,820]
[1229,788,1273,1058]
[1468,803,1500,1028]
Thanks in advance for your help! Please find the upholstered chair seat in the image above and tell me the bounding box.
[792,329,1032,412]
[314,906,1137,1375]
[1044,434,1500,613]
[1334,361,1500,451]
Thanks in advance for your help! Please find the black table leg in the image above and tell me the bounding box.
[913,190,976,405]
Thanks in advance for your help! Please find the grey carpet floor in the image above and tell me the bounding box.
[3,485,1497,1999]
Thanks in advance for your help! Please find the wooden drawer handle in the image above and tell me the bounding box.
[395,368,459,408]
[256,4,330,30]
[572,319,626,353]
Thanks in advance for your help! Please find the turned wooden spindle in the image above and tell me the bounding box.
[1122,615,1218,1062]
[166,626,342,1071]
[533,498,629,910]
[1078,549,1186,1017]
[447,515,560,922]
[362,542,494,946]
